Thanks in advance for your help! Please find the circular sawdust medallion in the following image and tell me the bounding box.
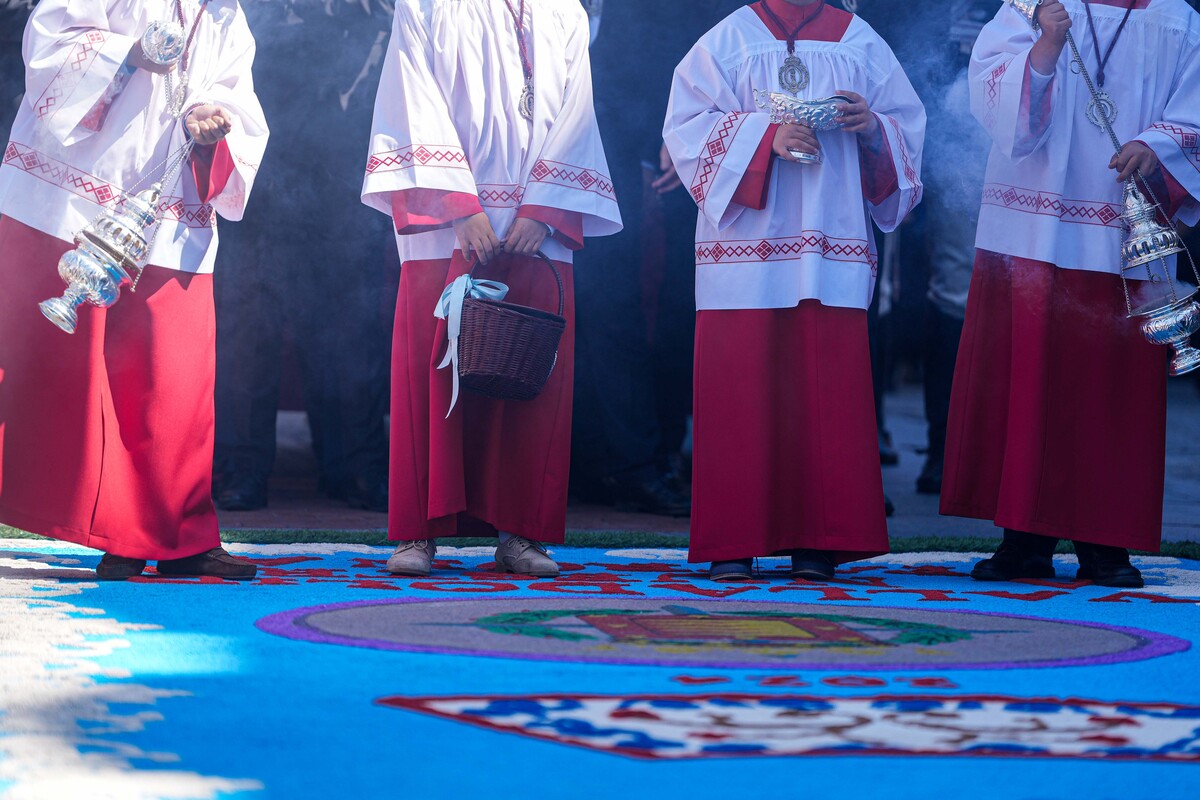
[257,598,1188,670]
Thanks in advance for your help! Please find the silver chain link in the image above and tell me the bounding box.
[129,140,195,291]
[1062,29,1199,312]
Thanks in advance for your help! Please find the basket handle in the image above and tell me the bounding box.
[469,250,565,317]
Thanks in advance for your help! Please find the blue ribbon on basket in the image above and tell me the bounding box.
[434,274,510,417]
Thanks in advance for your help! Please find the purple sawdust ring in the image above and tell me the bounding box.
[255,597,1192,671]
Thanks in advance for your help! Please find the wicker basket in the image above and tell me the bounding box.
[457,252,566,401]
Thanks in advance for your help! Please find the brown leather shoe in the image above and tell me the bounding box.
[95,554,147,581]
[156,547,257,580]
[494,536,560,578]
[386,540,437,577]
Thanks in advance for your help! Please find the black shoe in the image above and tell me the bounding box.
[790,550,836,581]
[1074,542,1144,588]
[215,471,268,512]
[709,559,754,582]
[96,554,147,581]
[157,547,258,580]
[971,536,1056,582]
[916,454,943,495]
[879,430,900,466]
[344,473,389,513]
[606,474,691,517]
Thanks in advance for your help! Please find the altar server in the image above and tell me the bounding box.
[942,0,1200,587]
[664,0,925,581]
[362,0,621,578]
[0,0,268,580]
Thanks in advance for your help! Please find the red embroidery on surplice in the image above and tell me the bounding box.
[476,183,524,208]
[885,115,921,216]
[3,141,215,228]
[365,144,470,174]
[232,152,260,174]
[983,61,1008,129]
[35,31,109,124]
[696,232,877,268]
[981,182,1124,228]
[689,111,748,206]
[1148,122,1200,176]
[529,159,616,201]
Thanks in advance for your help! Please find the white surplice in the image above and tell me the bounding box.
[663,6,924,312]
[0,0,268,274]
[972,0,1200,276]
[361,0,622,263]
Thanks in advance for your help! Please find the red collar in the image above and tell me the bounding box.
[1087,0,1151,9]
[752,0,852,43]
[763,0,824,26]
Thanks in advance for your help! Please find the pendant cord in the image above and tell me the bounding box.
[500,0,533,82]
[1082,0,1136,88]
[173,0,211,73]
[1064,31,1125,157]
[758,0,826,54]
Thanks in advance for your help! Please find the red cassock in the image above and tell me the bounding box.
[0,149,232,560]
[667,0,922,564]
[388,194,581,543]
[0,217,221,560]
[689,302,889,564]
[941,251,1169,551]
[683,2,901,565]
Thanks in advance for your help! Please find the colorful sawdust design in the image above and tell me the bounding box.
[2,541,1198,799]
[259,597,1189,669]
[381,693,1200,761]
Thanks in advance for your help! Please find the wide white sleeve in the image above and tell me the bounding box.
[360,1,478,217]
[193,9,268,222]
[22,0,139,146]
[522,7,622,237]
[969,4,1054,163]
[1135,23,1200,227]
[663,41,772,232]
[863,42,925,232]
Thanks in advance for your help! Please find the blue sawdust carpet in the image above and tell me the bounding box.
[2,540,1199,799]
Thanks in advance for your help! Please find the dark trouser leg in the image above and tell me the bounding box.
[652,190,698,461]
[327,235,396,508]
[867,286,897,466]
[213,220,285,506]
[918,302,965,493]
[1003,529,1059,556]
[570,160,690,516]
[571,168,662,491]
[288,208,394,507]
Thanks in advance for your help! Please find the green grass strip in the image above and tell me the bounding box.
[4,525,1197,560]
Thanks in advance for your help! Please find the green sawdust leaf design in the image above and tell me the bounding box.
[476,609,649,641]
[887,626,973,646]
[478,625,594,641]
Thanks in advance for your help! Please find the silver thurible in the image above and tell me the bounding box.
[39,185,162,334]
